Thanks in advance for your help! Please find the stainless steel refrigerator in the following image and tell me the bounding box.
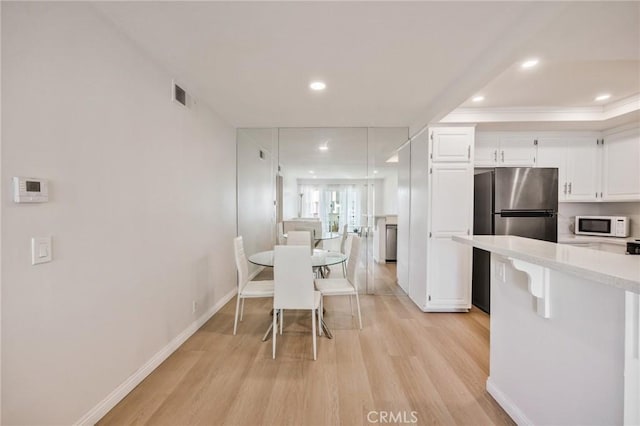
[472,167,558,313]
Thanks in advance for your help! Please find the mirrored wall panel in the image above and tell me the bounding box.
[237,127,408,295]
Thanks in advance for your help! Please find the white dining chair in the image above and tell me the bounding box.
[339,224,349,254]
[314,235,362,329]
[273,245,323,360]
[233,236,274,335]
[286,230,313,254]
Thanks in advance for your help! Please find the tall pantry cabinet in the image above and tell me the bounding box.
[401,126,474,312]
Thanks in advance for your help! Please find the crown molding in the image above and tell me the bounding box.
[441,93,640,124]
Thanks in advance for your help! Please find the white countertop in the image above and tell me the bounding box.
[453,235,640,294]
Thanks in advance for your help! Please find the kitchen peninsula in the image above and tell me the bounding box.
[453,235,640,426]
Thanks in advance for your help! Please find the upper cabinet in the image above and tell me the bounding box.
[535,128,640,202]
[431,127,473,162]
[537,135,600,202]
[474,132,536,167]
[602,128,640,202]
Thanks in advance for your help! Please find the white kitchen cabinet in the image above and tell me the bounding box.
[475,132,499,167]
[431,127,473,162]
[536,134,600,202]
[536,136,568,200]
[565,137,600,201]
[406,127,474,312]
[602,128,640,201]
[474,132,536,167]
[498,134,537,166]
[429,163,473,236]
[426,163,473,310]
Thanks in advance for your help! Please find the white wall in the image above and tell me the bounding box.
[237,128,276,275]
[2,3,237,424]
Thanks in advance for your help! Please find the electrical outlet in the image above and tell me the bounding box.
[192,301,198,313]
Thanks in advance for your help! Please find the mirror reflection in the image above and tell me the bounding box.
[237,127,408,295]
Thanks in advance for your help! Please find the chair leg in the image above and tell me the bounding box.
[280,309,284,335]
[240,298,245,321]
[318,299,323,336]
[311,309,317,360]
[349,295,354,316]
[355,292,363,330]
[272,309,277,359]
[342,262,347,277]
[233,295,241,335]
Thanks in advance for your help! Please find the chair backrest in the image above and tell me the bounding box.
[273,245,315,309]
[233,236,249,291]
[287,230,313,253]
[283,220,322,237]
[346,235,361,288]
[276,222,285,245]
[339,224,348,254]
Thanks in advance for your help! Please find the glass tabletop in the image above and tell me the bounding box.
[248,248,347,267]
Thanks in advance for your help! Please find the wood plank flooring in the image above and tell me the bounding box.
[99,289,514,426]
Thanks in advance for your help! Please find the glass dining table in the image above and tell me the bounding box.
[248,248,347,340]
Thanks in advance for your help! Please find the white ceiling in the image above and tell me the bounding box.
[277,127,407,180]
[93,2,640,131]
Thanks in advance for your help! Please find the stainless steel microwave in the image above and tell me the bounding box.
[574,216,630,237]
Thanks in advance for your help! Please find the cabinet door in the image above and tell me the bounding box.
[536,137,568,201]
[602,129,640,201]
[396,143,411,293]
[475,132,499,167]
[427,238,471,310]
[498,134,536,166]
[431,127,473,163]
[427,164,473,311]
[430,164,473,236]
[566,137,600,201]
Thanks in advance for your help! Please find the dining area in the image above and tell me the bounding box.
[233,225,363,360]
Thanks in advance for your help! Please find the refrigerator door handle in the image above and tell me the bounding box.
[498,210,556,218]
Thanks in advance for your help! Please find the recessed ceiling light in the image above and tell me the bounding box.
[472,96,485,102]
[386,154,399,163]
[318,145,329,151]
[595,94,611,102]
[309,81,326,91]
[309,170,315,174]
[521,59,539,69]
[373,170,378,174]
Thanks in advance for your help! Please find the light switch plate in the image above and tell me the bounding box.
[32,237,52,265]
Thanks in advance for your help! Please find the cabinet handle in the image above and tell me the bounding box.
[600,192,603,198]
[563,182,567,194]
[467,145,471,159]
[501,150,505,163]
[494,150,497,162]
[568,182,572,194]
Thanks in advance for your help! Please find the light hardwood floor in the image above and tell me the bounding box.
[99,288,513,426]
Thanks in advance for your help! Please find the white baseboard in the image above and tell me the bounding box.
[75,287,237,425]
[486,377,532,426]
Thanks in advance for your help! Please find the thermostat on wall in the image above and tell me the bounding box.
[13,177,48,203]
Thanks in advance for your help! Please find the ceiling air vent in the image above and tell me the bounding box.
[172,80,189,108]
